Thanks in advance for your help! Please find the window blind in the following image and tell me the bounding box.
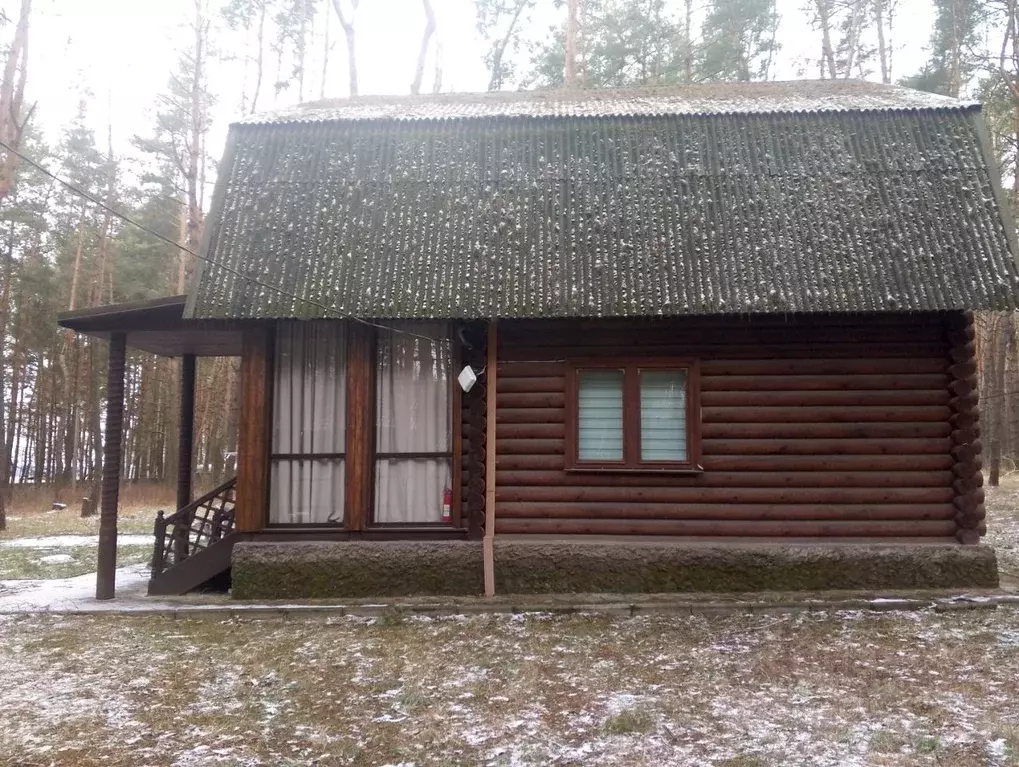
[577,369,625,461]
[640,369,688,462]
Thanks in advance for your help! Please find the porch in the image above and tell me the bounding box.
[57,298,491,599]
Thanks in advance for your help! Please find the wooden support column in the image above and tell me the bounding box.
[483,320,497,598]
[177,354,196,512]
[236,326,273,533]
[463,322,487,540]
[96,332,126,601]
[947,311,985,544]
[345,323,375,532]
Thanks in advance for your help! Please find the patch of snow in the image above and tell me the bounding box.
[37,554,75,564]
[0,564,156,612]
[0,534,151,548]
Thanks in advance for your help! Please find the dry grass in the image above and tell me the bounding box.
[986,480,1019,582]
[2,608,1019,766]
[0,484,176,540]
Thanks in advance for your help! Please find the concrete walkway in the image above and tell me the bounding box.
[2,565,1019,618]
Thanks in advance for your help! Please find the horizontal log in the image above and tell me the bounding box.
[500,327,943,348]
[497,423,565,440]
[499,438,565,455]
[701,390,949,407]
[951,429,978,446]
[946,310,972,330]
[701,422,952,439]
[953,490,985,512]
[494,517,958,538]
[951,441,982,462]
[500,314,943,335]
[497,501,957,521]
[955,507,986,528]
[949,379,976,397]
[701,374,947,392]
[498,376,565,394]
[494,453,953,471]
[702,438,952,456]
[700,358,948,376]
[497,454,566,470]
[496,486,954,505]
[703,405,951,424]
[947,326,976,343]
[957,528,981,545]
[497,408,565,424]
[497,392,565,408]
[500,343,950,363]
[947,361,977,379]
[949,342,975,363]
[953,475,983,494]
[949,393,979,412]
[496,470,952,489]
[497,361,564,377]
[952,459,982,477]
[700,455,952,472]
[949,412,978,430]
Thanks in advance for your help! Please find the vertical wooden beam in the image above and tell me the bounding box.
[177,354,196,512]
[96,332,126,601]
[236,326,273,533]
[345,323,375,532]
[483,320,497,597]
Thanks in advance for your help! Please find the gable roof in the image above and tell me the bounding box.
[187,81,1019,320]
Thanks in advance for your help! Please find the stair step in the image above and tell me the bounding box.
[148,534,237,596]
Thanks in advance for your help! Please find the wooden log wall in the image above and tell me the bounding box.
[494,313,972,541]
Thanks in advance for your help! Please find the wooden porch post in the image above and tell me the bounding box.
[236,326,273,532]
[177,354,196,511]
[483,320,497,598]
[96,332,126,600]
[345,323,375,532]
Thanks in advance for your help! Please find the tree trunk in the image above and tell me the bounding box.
[411,0,436,95]
[332,0,359,96]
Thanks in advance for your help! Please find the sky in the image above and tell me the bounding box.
[16,0,938,176]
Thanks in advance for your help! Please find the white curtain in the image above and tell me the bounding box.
[270,322,346,524]
[374,321,452,523]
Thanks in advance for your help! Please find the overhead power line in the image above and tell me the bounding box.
[0,138,436,342]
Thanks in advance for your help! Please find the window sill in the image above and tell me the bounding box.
[565,465,704,477]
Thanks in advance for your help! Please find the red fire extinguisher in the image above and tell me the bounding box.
[441,487,452,523]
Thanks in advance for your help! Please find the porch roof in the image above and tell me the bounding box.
[57,295,243,357]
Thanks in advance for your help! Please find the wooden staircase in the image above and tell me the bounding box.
[148,477,238,596]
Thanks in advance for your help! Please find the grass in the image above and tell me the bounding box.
[2,608,1019,766]
[0,545,152,579]
[602,707,655,735]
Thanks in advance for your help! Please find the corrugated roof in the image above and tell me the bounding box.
[238,81,972,124]
[189,84,1019,320]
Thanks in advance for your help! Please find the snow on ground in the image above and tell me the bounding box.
[0,608,1018,766]
[0,564,154,612]
[0,534,152,548]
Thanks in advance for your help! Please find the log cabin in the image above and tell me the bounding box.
[59,81,1019,599]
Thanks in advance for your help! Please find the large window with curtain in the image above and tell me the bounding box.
[270,322,347,524]
[374,321,454,524]
[565,360,700,471]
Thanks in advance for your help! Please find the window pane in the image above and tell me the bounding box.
[578,370,624,461]
[640,370,688,462]
[375,321,451,453]
[273,321,346,454]
[270,458,344,524]
[375,321,452,523]
[375,458,452,524]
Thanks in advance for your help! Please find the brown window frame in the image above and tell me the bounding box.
[564,359,701,473]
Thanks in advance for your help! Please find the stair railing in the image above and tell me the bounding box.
[152,477,237,578]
